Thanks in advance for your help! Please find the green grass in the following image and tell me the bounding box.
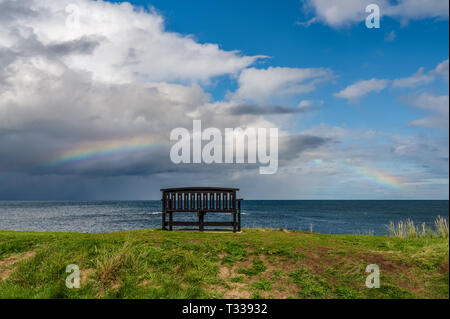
[0,228,448,299]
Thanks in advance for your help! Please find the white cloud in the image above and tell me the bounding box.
[0,0,447,200]
[301,0,378,27]
[0,0,330,185]
[298,99,324,109]
[0,0,261,84]
[335,78,388,102]
[433,59,449,80]
[295,17,319,27]
[231,66,333,102]
[302,0,448,27]
[0,0,273,178]
[393,59,449,88]
[298,100,313,108]
[337,59,449,102]
[384,0,449,21]
[392,67,434,88]
[405,93,449,129]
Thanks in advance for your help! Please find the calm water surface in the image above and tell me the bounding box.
[0,200,448,235]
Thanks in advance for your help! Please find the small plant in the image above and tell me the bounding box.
[236,257,266,276]
[435,215,449,238]
[387,216,449,239]
[251,280,272,291]
[230,275,245,283]
[95,241,134,287]
[289,268,329,298]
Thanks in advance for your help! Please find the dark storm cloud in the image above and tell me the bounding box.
[23,132,332,179]
[0,0,36,23]
[0,47,16,84]
[2,0,446,201]
[279,134,332,160]
[17,34,102,58]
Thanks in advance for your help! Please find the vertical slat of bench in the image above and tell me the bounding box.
[203,193,207,210]
[177,192,181,210]
[223,192,228,210]
[171,192,176,210]
[238,198,242,232]
[162,192,166,212]
[165,192,169,211]
[231,191,236,210]
[162,192,167,230]
[216,193,221,210]
[210,192,214,211]
[232,190,237,232]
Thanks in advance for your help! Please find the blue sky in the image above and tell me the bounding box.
[0,0,448,199]
[113,0,449,135]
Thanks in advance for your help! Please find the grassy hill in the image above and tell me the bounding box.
[0,228,448,299]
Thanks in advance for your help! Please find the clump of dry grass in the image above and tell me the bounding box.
[435,215,449,238]
[388,216,449,238]
[95,241,134,287]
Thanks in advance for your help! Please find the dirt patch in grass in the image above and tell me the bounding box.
[0,251,35,281]
[222,283,253,299]
[219,265,232,279]
[259,255,299,277]
[359,252,410,274]
[268,280,299,299]
[293,246,348,275]
[396,277,422,292]
[219,247,430,298]
[81,268,96,285]
[358,251,429,294]
[140,279,151,287]
[216,255,299,299]
[441,260,449,274]
[259,258,299,298]
[183,239,203,245]
[296,246,411,276]
[218,256,252,279]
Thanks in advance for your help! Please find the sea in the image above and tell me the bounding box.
[0,200,448,235]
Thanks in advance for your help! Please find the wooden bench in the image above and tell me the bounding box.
[161,187,242,232]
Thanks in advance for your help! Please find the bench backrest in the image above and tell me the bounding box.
[161,187,240,212]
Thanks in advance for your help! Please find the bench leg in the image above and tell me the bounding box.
[233,212,237,233]
[162,212,167,230]
[238,212,241,232]
[169,212,173,231]
[199,212,204,231]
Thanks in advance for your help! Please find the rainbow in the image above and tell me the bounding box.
[46,135,165,168]
[354,166,403,190]
[307,159,403,190]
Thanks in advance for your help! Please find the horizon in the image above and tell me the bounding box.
[0,0,448,200]
[1,198,449,201]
